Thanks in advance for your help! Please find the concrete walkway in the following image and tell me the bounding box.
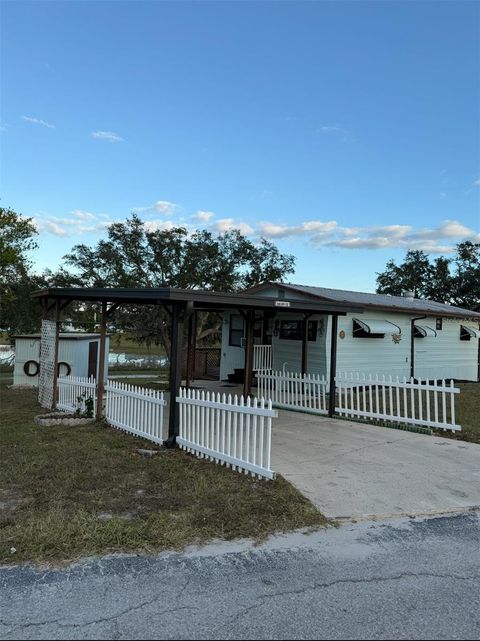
[271,410,480,520]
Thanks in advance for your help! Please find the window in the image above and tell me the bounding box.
[352,318,401,338]
[436,318,443,331]
[278,320,318,341]
[229,314,245,347]
[460,325,480,341]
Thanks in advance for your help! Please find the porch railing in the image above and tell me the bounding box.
[253,344,272,371]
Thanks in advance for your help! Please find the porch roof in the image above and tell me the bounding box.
[32,287,364,315]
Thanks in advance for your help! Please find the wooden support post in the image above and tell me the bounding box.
[243,310,255,397]
[192,310,197,381]
[167,303,186,447]
[185,313,194,388]
[96,301,108,421]
[52,299,61,410]
[328,315,338,417]
[301,314,311,375]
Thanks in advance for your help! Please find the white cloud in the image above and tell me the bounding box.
[91,131,124,142]
[257,217,478,253]
[144,220,177,233]
[72,210,96,221]
[154,201,177,215]
[33,210,113,237]
[257,220,338,239]
[214,218,254,235]
[133,201,178,216]
[320,125,348,134]
[474,178,480,186]
[22,116,55,129]
[193,210,215,222]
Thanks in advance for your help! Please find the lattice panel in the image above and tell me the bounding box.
[38,319,57,408]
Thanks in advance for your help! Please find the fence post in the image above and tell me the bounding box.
[328,314,338,417]
[96,300,108,421]
[167,302,188,448]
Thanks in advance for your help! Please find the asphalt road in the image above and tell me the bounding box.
[1,512,479,640]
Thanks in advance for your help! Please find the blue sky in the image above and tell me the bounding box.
[1,0,479,291]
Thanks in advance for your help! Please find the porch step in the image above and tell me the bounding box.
[227,368,257,385]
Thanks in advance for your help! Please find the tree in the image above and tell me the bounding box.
[56,214,296,352]
[0,207,38,281]
[0,207,42,335]
[376,242,480,309]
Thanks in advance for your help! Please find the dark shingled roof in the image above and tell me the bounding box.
[247,283,480,320]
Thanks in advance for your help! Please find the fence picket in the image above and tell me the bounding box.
[176,387,277,480]
[333,373,460,432]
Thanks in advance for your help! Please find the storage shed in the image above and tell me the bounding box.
[13,333,110,387]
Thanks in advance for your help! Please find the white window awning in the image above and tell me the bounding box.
[461,325,480,339]
[414,324,437,337]
[353,318,401,334]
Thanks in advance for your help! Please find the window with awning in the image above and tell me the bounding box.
[353,318,401,338]
[460,325,480,341]
[414,324,437,338]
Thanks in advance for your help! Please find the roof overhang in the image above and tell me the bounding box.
[414,324,437,337]
[32,287,364,316]
[353,318,401,334]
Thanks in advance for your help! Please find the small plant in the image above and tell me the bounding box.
[75,392,94,418]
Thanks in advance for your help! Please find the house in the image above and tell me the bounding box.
[220,283,480,382]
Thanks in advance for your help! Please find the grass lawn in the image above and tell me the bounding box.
[109,333,167,356]
[0,384,327,565]
[433,382,480,444]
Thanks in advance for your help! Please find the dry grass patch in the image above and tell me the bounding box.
[0,385,327,565]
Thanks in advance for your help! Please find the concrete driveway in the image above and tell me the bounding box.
[272,410,480,520]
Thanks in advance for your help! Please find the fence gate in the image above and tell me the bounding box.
[257,370,329,415]
[177,387,277,480]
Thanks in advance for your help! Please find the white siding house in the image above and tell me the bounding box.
[219,284,480,382]
[13,333,110,387]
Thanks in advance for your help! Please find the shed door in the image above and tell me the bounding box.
[88,341,98,379]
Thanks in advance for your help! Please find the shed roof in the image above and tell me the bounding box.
[245,283,480,320]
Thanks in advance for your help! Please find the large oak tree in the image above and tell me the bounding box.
[53,214,296,352]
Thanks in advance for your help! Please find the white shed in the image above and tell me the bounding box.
[13,333,110,387]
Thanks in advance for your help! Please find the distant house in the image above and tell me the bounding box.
[220,283,480,382]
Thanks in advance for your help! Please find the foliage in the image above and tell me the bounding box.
[0,207,43,336]
[0,206,38,281]
[75,392,95,418]
[52,214,296,351]
[376,242,480,309]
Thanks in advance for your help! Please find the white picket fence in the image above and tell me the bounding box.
[253,344,273,372]
[335,372,461,432]
[256,370,329,415]
[57,375,97,415]
[176,387,278,480]
[104,380,166,445]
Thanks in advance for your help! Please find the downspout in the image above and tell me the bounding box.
[410,315,426,380]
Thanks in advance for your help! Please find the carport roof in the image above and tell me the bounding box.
[32,287,364,315]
